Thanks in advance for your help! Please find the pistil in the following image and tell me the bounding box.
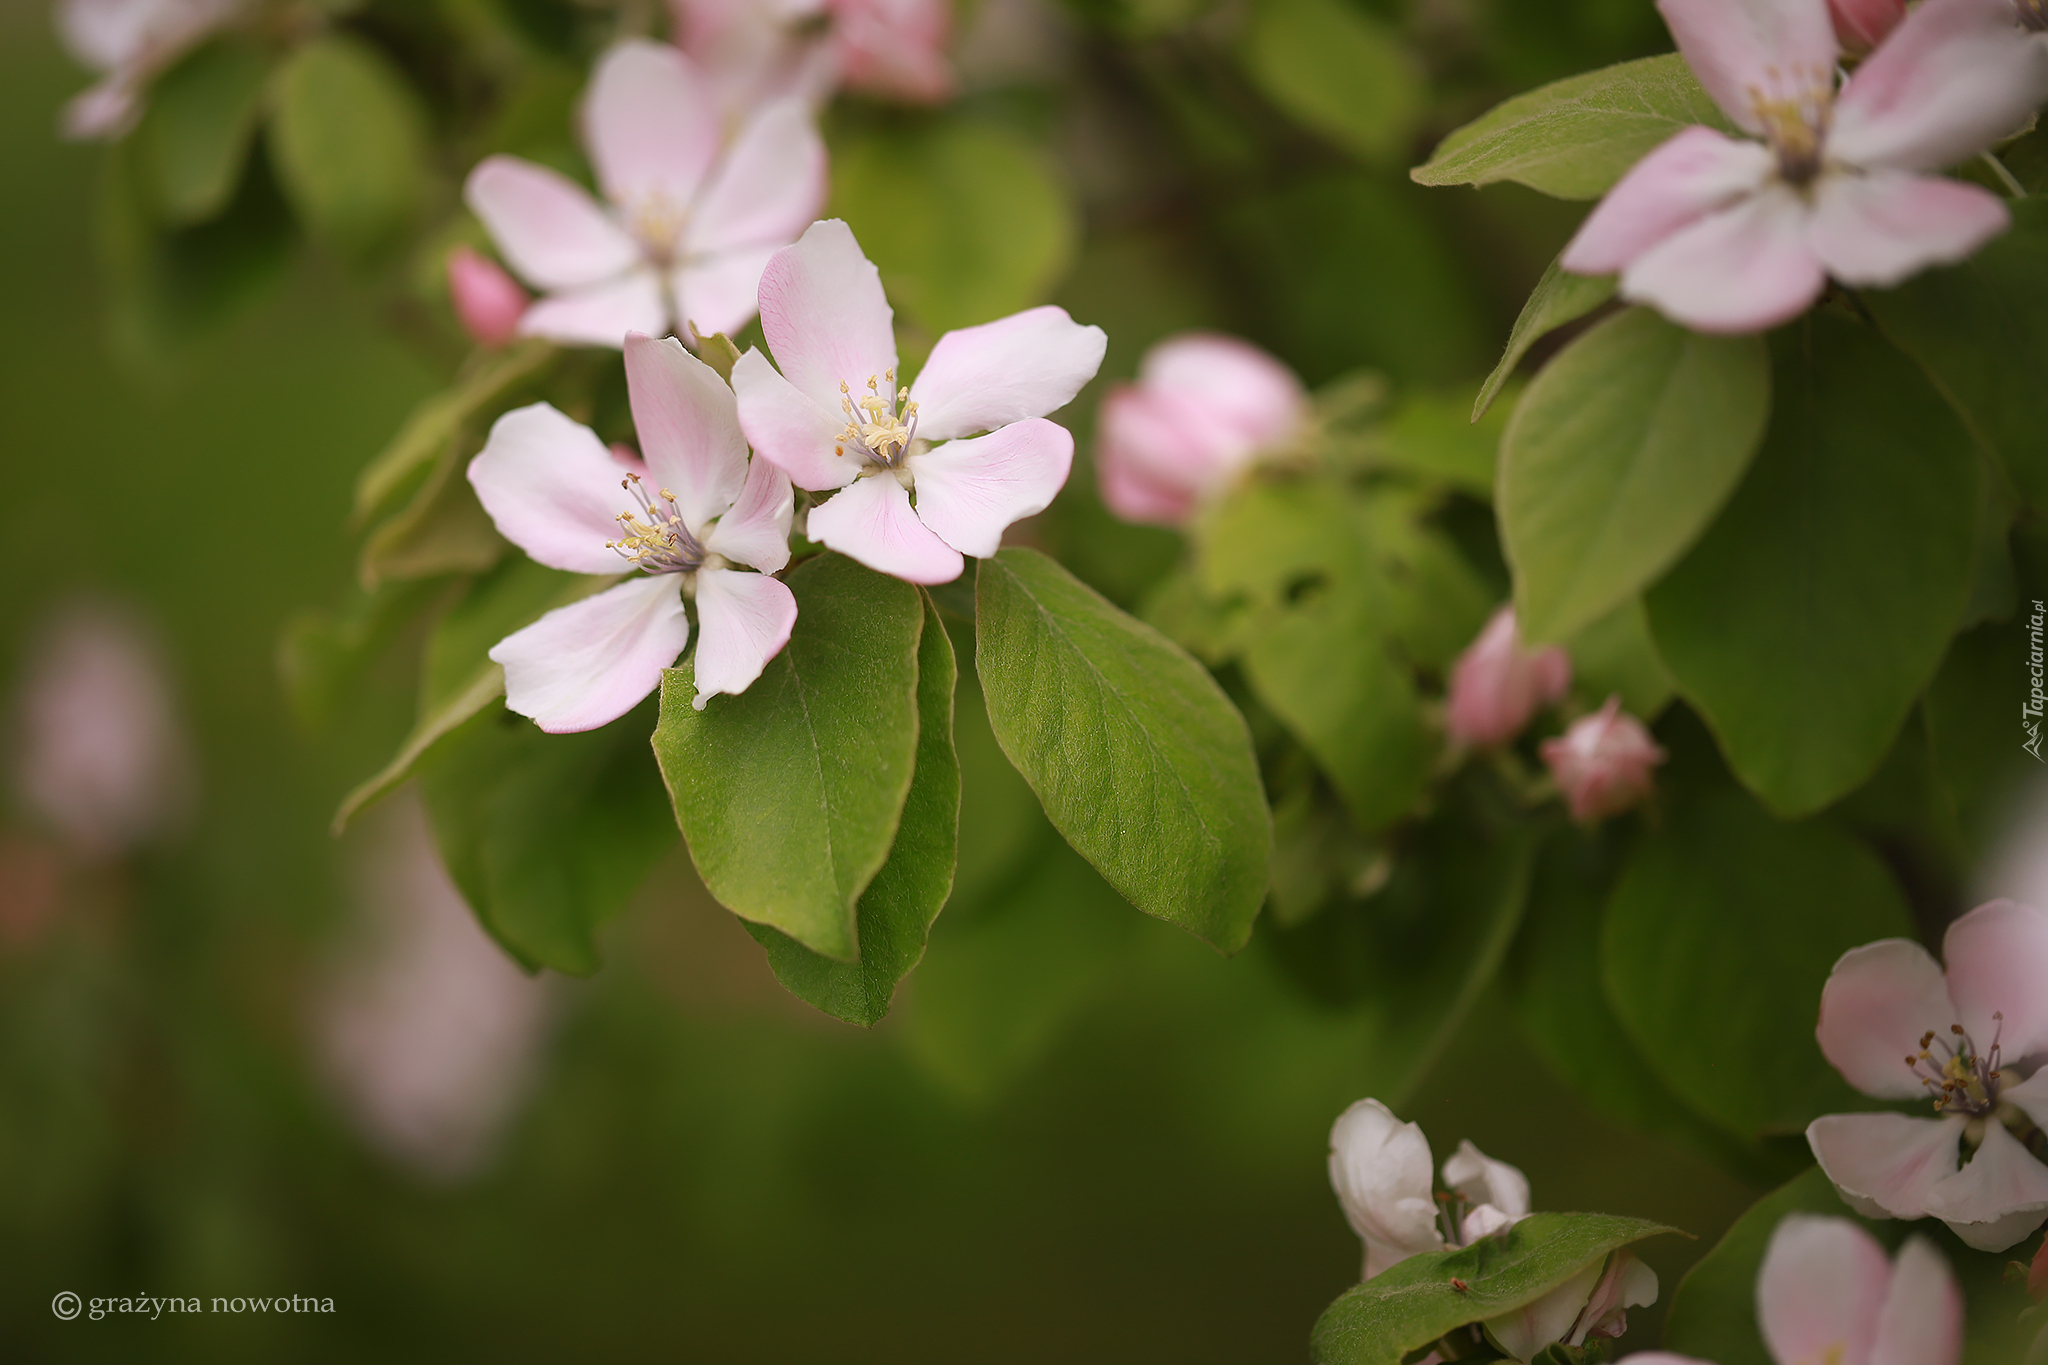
[835,372,918,467]
[1904,1013,2005,1116]
[1747,69,1835,186]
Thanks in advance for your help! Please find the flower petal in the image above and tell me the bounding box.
[581,40,719,220]
[1755,1214,1890,1365]
[1923,1118,2048,1251]
[1442,1139,1533,1220]
[905,418,1073,559]
[1656,0,1840,134]
[465,156,641,292]
[1560,126,1777,276]
[1817,938,1958,1101]
[1808,170,2010,288]
[1096,391,1208,526]
[672,245,779,341]
[491,575,689,734]
[467,403,639,575]
[518,270,668,349]
[1870,1236,1964,1365]
[1484,1259,1604,1362]
[1138,332,1309,452]
[690,568,797,709]
[1807,1111,1968,1219]
[1620,185,1826,334]
[62,75,138,141]
[908,306,1108,441]
[731,346,862,490]
[704,454,795,573]
[624,332,749,533]
[1831,0,2048,174]
[1941,899,2048,1058]
[757,219,898,412]
[1569,1252,1659,1346]
[805,475,964,584]
[1327,1098,1444,1280]
[685,97,827,258]
[2001,1068,2048,1135]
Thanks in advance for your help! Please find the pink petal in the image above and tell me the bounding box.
[1816,938,1958,1101]
[1870,1236,1964,1365]
[490,575,690,734]
[1484,1260,1605,1362]
[685,97,828,258]
[1807,1111,1968,1219]
[624,332,749,533]
[832,0,956,101]
[757,219,898,413]
[517,270,669,349]
[805,475,963,584]
[1138,332,1309,453]
[1807,170,2010,287]
[581,40,719,221]
[904,417,1073,559]
[1326,1099,1444,1280]
[1656,0,1840,134]
[672,245,779,341]
[1831,0,1907,51]
[1441,1139,1532,1220]
[1923,1117,2048,1250]
[2002,1068,2048,1136]
[464,156,641,292]
[447,245,531,348]
[908,306,1108,441]
[1560,127,1776,276]
[1620,186,1827,334]
[62,75,137,141]
[731,346,862,491]
[1448,606,1574,749]
[703,455,795,573]
[467,403,641,575]
[1569,1252,1659,1346]
[1940,899,2048,1057]
[1755,1214,1890,1365]
[1094,386,1228,526]
[1831,0,2048,173]
[690,568,798,709]
[1610,1357,1715,1365]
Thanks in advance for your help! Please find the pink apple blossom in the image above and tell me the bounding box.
[468,333,798,730]
[1806,899,2048,1252]
[56,0,243,139]
[464,40,826,349]
[1617,1214,1961,1365]
[1094,333,1307,527]
[447,246,531,348]
[732,220,1106,585]
[670,0,954,114]
[1540,697,1665,822]
[1829,0,1906,51]
[1560,0,2048,334]
[1445,606,1572,749]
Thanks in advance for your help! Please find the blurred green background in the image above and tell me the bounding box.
[0,1,1774,1358]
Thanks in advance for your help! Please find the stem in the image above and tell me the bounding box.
[1982,151,2028,200]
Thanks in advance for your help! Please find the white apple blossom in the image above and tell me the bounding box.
[55,0,243,140]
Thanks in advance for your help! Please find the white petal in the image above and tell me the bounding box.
[704,455,794,573]
[1807,1111,1969,1219]
[690,568,798,708]
[1484,1259,1604,1362]
[1560,126,1777,276]
[581,40,719,219]
[756,219,898,412]
[672,246,778,342]
[1755,1214,1890,1365]
[908,306,1108,441]
[1442,1140,1533,1221]
[1327,1099,1444,1279]
[731,346,862,491]
[465,156,641,292]
[1816,938,1959,1101]
[685,97,828,258]
[1923,1118,2048,1251]
[518,270,668,349]
[905,418,1072,559]
[1655,0,1840,134]
[1807,170,2010,288]
[805,475,964,584]
[62,75,138,140]
[1137,331,1308,451]
[467,403,641,575]
[2002,1068,2048,1135]
[491,575,689,734]
[1941,899,2048,1059]
[623,332,748,533]
[1870,1236,1964,1365]
[1832,0,2048,173]
[1621,186,1827,334]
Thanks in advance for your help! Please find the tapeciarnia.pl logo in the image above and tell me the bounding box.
[2026,599,2046,762]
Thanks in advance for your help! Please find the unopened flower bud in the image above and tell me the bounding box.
[1445,606,1570,748]
[1828,0,1906,51]
[447,245,530,348]
[1540,697,1665,823]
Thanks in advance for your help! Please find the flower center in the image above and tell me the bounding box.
[625,191,689,266]
[835,372,919,469]
[1904,1014,2006,1117]
[1747,68,1835,187]
[605,473,706,575]
[2020,0,2048,31]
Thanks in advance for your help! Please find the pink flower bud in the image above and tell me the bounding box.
[1541,698,1665,823]
[1445,606,1571,748]
[1828,0,1906,51]
[447,245,530,348]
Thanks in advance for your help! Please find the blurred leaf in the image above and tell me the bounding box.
[1926,623,2039,861]
[277,578,445,732]
[1311,1213,1682,1365]
[1646,312,1980,816]
[653,553,925,963]
[357,445,507,588]
[1600,787,1913,1139]
[1356,387,1506,497]
[690,330,742,384]
[136,39,270,225]
[1412,54,1732,199]
[268,34,429,257]
[744,594,960,1026]
[1241,0,1423,164]
[829,119,1076,336]
[1472,254,1615,422]
[975,548,1270,953]
[1562,598,1672,720]
[353,340,558,526]
[1501,306,1769,644]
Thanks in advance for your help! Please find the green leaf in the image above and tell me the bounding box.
[828,120,1076,337]
[136,39,270,225]
[1926,623,2039,860]
[688,329,742,384]
[1310,1213,1681,1365]
[1600,787,1914,1139]
[1473,254,1616,422]
[743,595,960,1025]
[1562,597,1674,720]
[975,548,1270,953]
[1241,0,1424,164]
[1660,1166,1846,1365]
[357,443,507,588]
[652,553,925,962]
[1501,306,1770,644]
[277,578,445,732]
[268,34,429,257]
[353,339,558,526]
[1356,386,1508,497]
[1645,312,1980,816]
[1412,53,1733,199]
